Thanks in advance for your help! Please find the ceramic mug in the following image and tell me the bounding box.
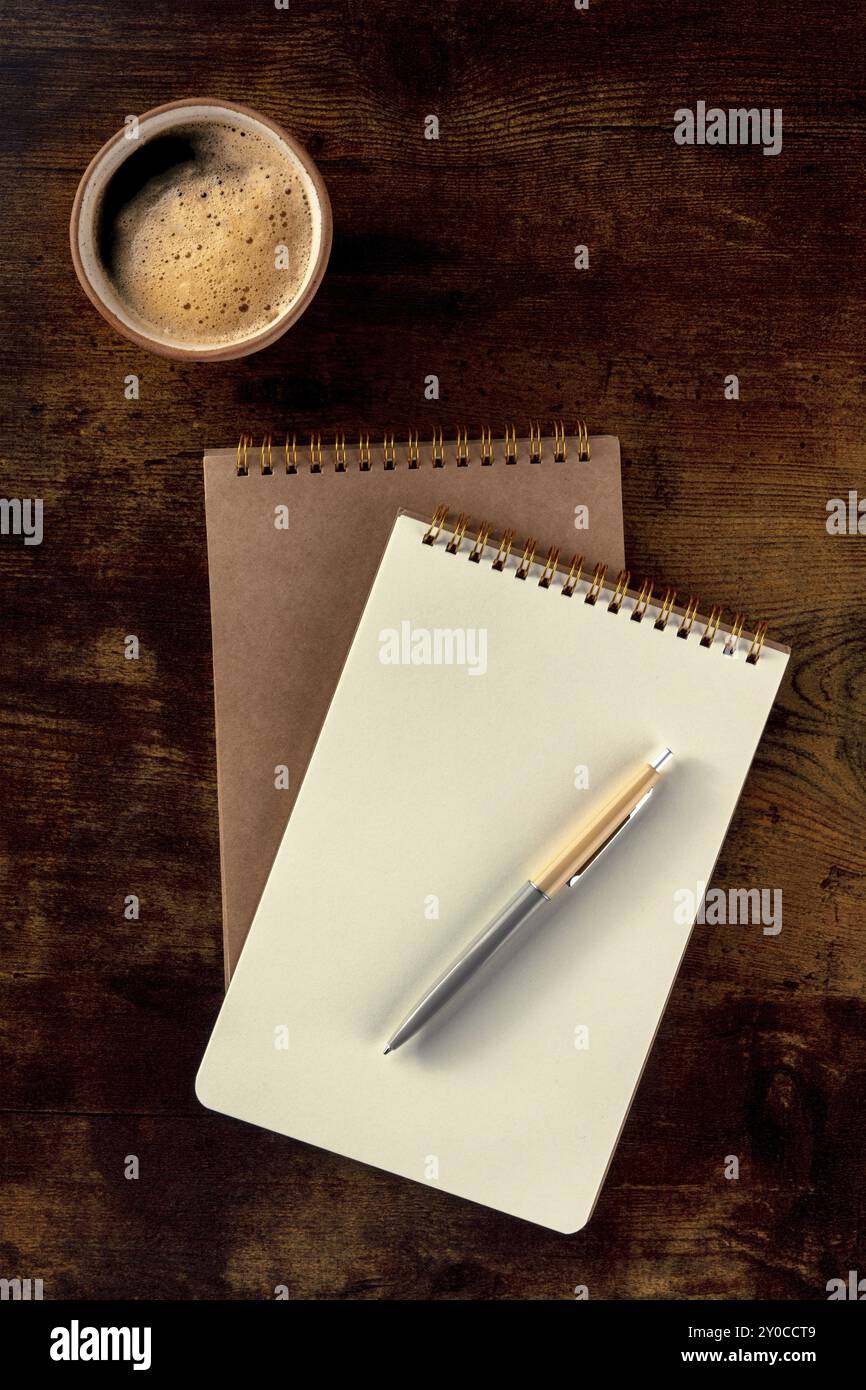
[70,98,332,361]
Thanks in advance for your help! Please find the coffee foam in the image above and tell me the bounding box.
[102,122,313,346]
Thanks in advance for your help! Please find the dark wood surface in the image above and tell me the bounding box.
[1,0,864,1300]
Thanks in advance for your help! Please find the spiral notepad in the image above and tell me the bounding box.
[198,507,789,1232]
[204,424,624,980]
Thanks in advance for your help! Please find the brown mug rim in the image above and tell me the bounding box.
[69,97,333,361]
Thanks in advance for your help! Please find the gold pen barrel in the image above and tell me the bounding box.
[531,755,668,897]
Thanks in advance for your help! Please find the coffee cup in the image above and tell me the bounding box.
[70,98,332,361]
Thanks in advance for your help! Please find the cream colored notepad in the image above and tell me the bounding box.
[197,509,790,1232]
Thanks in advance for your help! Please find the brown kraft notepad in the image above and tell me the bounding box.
[203,425,624,982]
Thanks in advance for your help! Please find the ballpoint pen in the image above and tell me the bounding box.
[384,748,673,1054]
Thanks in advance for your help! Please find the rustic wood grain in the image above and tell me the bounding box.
[1,0,864,1300]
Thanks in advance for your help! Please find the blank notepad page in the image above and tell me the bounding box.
[197,511,789,1232]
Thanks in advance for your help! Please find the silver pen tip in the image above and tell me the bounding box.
[383,1044,392,1055]
[651,748,673,772]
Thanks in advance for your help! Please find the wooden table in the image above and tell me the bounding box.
[2,0,864,1300]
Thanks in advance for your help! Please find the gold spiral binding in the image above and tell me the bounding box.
[445,512,470,554]
[724,613,745,656]
[529,422,542,464]
[608,570,631,614]
[631,579,653,622]
[539,546,560,589]
[480,426,493,466]
[236,423,594,474]
[422,509,773,662]
[746,623,768,665]
[516,537,537,580]
[310,433,323,473]
[654,588,676,631]
[469,521,492,562]
[492,529,515,572]
[553,420,566,462]
[700,605,724,648]
[422,504,449,546]
[562,553,585,597]
[456,427,469,466]
[284,433,297,474]
[585,562,607,606]
[432,426,444,468]
[576,418,590,462]
[678,596,699,639]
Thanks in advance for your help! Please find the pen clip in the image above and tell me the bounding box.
[566,789,654,887]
